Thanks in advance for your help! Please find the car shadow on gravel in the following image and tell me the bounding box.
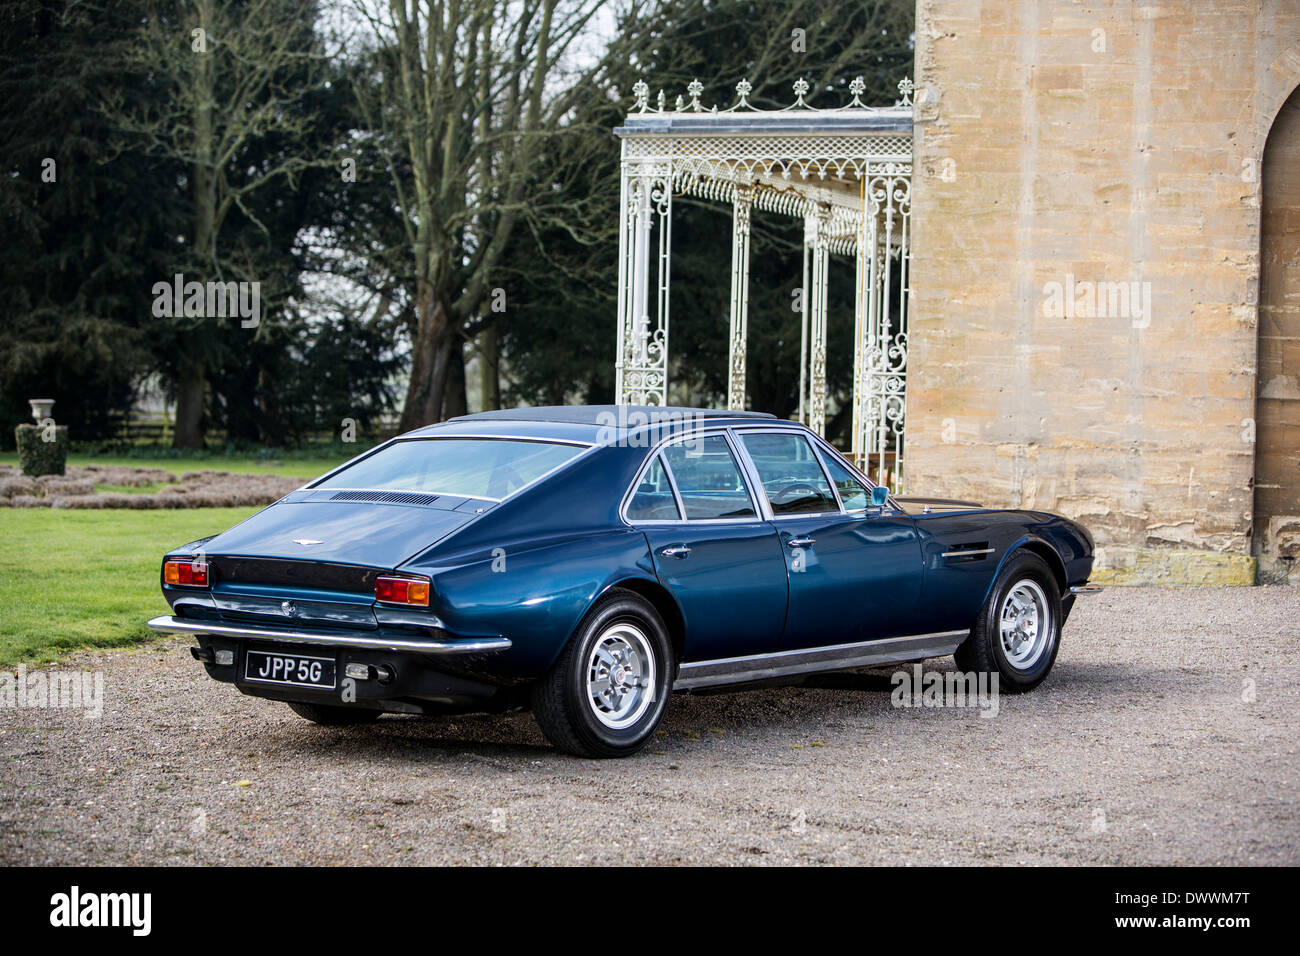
[253,711,558,761]
[234,659,1171,761]
[660,659,1175,731]
[798,659,1159,690]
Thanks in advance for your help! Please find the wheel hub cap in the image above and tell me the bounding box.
[586,625,656,730]
[999,579,1051,670]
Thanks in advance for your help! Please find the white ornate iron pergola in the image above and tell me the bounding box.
[612,76,914,490]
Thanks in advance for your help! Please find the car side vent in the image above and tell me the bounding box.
[943,541,993,562]
[329,490,441,506]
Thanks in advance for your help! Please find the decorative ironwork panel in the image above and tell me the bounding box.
[613,76,914,488]
[807,207,831,438]
[851,174,911,492]
[727,186,753,410]
[615,153,673,406]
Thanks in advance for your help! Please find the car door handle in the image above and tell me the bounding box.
[786,536,815,549]
[660,545,691,559]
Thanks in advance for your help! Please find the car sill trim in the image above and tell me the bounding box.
[146,616,511,655]
[673,630,969,691]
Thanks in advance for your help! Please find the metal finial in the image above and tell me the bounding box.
[896,76,914,107]
[735,78,752,108]
[687,78,703,111]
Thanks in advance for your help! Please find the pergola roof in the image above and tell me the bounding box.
[614,108,913,137]
[613,78,915,242]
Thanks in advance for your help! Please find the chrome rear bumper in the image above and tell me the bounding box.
[146,615,511,655]
[1069,585,1104,596]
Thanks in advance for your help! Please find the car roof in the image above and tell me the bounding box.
[449,405,775,425]
[406,405,784,444]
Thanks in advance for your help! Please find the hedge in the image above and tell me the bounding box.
[14,423,68,476]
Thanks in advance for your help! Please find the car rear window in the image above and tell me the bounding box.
[313,438,584,500]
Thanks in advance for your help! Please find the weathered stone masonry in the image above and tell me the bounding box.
[908,0,1300,584]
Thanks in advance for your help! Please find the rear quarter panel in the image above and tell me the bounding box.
[398,443,662,678]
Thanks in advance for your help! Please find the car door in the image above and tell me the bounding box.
[625,432,789,663]
[732,429,923,650]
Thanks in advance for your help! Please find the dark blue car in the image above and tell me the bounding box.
[149,405,1100,757]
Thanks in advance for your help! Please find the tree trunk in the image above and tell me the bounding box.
[445,339,467,418]
[478,324,500,411]
[180,1,215,450]
[399,292,454,430]
[173,346,206,449]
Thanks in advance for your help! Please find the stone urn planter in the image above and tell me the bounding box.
[28,398,55,423]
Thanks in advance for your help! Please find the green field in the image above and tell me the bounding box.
[0,449,361,663]
[0,508,259,665]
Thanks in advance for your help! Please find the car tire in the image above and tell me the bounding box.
[954,551,1062,693]
[532,588,674,758]
[286,701,383,725]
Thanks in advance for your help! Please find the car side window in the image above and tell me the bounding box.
[661,437,757,519]
[819,452,871,511]
[625,455,681,521]
[738,432,839,516]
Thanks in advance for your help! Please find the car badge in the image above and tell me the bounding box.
[293,539,323,546]
[281,601,295,615]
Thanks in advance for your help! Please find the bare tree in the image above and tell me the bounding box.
[353,0,653,428]
[111,0,333,447]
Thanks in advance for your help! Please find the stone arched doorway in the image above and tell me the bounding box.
[1255,82,1300,583]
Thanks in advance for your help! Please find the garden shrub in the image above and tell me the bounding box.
[15,424,68,477]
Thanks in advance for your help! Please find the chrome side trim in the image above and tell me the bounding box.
[673,630,968,691]
[1069,585,1103,596]
[943,548,994,558]
[147,616,511,655]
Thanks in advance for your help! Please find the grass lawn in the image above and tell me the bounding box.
[0,508,258,665]
[0,452,352,481]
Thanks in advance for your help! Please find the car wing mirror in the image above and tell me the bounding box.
[870,485,890,508]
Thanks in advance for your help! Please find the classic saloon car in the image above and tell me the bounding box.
[149,406,1099,757]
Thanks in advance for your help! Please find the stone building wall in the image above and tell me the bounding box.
[908,0,1300,584]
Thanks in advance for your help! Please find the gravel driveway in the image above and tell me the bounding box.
[2,585,1297,865]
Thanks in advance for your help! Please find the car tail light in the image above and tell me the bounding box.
[164,559,209,587]
[374,575,430,607]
